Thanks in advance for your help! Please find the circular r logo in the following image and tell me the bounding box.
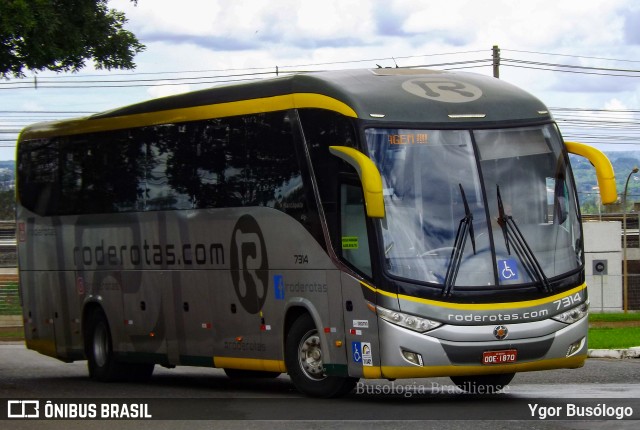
[230,214,269,314]
[402,78,483,103]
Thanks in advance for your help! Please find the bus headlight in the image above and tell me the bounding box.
[552,301,589,324]
[376,306,442,333]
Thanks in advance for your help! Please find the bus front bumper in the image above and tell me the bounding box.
[365,316,588,380]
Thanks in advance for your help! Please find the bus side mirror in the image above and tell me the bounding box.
[329,146,385,218]
[565,141,617,205]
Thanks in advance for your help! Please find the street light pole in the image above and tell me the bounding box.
[623,167,638,314]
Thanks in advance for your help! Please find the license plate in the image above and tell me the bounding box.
[482,349,517,365]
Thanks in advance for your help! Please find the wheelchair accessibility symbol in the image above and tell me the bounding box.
[352,342,362,363]
[352,341,373,366]
[498,259,519,281]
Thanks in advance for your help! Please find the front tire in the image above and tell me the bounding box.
[285,313,357,398]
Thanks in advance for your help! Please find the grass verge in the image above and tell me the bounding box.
[588,327,640,349]
[587,312,640,349]
[0,282,21,316]
[589,312,640,323]
[0,326,23,341]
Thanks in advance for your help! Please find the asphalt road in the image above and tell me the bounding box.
[1,342,639,429]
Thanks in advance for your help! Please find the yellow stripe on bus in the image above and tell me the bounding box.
[19,93,358,140]
[372,355,586,380]
[214,356,287,373]
[360,281,587,311]
[363,366,383,379]
[25,339,57,358]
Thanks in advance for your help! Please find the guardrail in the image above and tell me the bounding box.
[0,274,20,323]
[0,221,16,268]
[0,222,19,324]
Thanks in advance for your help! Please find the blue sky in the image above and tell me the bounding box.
[2,0,640,160]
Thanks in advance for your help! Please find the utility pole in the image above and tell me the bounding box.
[492,45,500,79]
[623,167,639,313]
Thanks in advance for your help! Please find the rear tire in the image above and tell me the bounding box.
[85,309,154,382]
[450,373,515,393]
[285,313,358,398]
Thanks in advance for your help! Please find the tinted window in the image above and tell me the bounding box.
[298,109,359,256]
[17,139,59,215]
[18,111,306,219]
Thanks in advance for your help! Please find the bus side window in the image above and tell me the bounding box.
[297,108,359,252]
[18,140,59,216]
[340,183,372,277]
[546,176,568,225]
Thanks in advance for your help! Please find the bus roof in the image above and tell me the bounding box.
[20,68,552,139]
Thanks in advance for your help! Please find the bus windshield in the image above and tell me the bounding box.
[365,124,581,290]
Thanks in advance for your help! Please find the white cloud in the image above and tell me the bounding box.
[294,1,375,39]
[605,98,630,111]
[107,0,634,75]
[146,83,193,99]
[113,0,377,52]
[3,0,640,160]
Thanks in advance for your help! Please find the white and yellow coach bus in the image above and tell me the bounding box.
[16,68,616,397]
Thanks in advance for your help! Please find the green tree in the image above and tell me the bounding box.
[0,0,145,78]
[0,190,15,220]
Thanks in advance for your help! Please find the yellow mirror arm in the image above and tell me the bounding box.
[565,141,617,205]
[329,146,385,218]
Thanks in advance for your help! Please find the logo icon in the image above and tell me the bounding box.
[498,259,519,281]
[230,214,269,314]
[7,400,40,418]
[361,342,373,366]
[352,342,362,363]
[402,78,483,103]
[493,325,509,340]
[18,223,26,242]
[352,342,373,366]
[274,275,285,300]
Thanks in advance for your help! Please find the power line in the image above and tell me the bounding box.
[503,48,640,64]
[1,46,638,91]
[501,62,640,78]
[502,57,640,77]
[6,49,489,80]
[0,110,94,114]
[3,109,639,147]
[0,50,493,90]
[1,47,640,151]
[551,107,640,113]
[0,70,279,86]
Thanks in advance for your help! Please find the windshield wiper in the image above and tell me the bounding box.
[442,184,476,297]
[496,185,551,293]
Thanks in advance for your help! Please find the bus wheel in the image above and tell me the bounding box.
[223,369,281,379]
[285,313,358,398]
[449,373,515,393]
[85,309,154,382]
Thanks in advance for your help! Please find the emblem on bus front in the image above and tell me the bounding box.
[493,325,508,340]
[401,78,483,103]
